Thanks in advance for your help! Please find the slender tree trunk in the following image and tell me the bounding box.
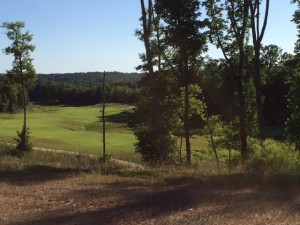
[228,147,232,171]
[102,72,106,158]
[237,47,248,162]
[184,81,191,165]
[253,48,265,139]
[209,131,220,170]
[22,81,26,152]
[179,136,182,157]
[202,101,220,170]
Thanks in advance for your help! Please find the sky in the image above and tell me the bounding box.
[0,0,298,74]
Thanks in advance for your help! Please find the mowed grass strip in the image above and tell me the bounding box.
[0,104,139,162]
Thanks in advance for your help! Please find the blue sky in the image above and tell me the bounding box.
[0,1,298,74]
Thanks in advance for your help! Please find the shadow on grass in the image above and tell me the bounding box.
[99,111,134,124]
[0,165,80,186]
[10,174,300,225]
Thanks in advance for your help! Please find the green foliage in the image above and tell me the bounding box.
[155,0,207,65]
[2,21,37,152]
[203,116,239,150]
[202,115,241,168]
[244,78,259,137]
[29,81,139,106]
[14,127,32,154]
[246,139,300,175]
[200,58,235,121]
[37,72,143,85]
[0,78,23,113]
[2,21,37,86]
[133,69,181,165]
[292,4,300,56]
[134,125,177,165]
[285,70,300,149]
[134,125,160,164]
[181,84,206,119]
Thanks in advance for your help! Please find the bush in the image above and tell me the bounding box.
[246,139,300,175]
[134,125,177,165]
[15,127,32,154]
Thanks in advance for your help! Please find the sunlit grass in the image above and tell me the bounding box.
[0,104,216,164]
[0,103,139,161]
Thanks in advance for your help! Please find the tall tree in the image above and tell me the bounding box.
[3,21,37,153]
[249,0,270,140]
[138,0,169,162]
[285,2,300,149]
[155,0,207,165]
[292,0,300,56]
[204,0,249,161]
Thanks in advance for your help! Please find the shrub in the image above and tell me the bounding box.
[134,125,177,165]
[246,139,300,175]
[15,127,32,154]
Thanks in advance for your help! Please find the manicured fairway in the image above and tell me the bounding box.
[0,104,139,161]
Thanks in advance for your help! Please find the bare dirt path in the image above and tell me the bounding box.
[4,143,144,169]
[0,169,300,225]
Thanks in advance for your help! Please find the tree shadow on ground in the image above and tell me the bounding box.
[98,111,134,124]
[0,165,80,186]
[10,174,300,225]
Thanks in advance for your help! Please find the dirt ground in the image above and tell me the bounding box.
[1,167,300,225]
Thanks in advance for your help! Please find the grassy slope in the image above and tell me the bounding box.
[0,104,138,161]
[0,103,212,163]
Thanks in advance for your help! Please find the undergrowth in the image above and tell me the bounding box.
[1,142,300,189]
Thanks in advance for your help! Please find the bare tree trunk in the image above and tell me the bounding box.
[202,101,220,170]
[184,81,191,165]
[237,46,248,162]
[102,72,106,158]
[209,132,220,170]
[253,49,265,139]
[22,81,26,152]
[179,136,182,157]
[228,147,232,171]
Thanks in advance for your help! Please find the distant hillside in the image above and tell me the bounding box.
[0,72,143,84]
[37,72,143,85]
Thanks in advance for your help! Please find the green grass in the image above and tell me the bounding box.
[0,103,214,164]
[0,103,139,162]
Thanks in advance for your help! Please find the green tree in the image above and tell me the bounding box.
[261,45,291,127]
[292,0,300,56]
[285,2,300,149]
[155,0,207,165]
[0,78,22,113]
[2,21,37,153]
[204,0,249,161]
[134,70,180,164]
[285,70,300,149]
[136,0,173,163]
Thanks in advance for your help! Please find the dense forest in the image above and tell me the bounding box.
[0,72,142,108]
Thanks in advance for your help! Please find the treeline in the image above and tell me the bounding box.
[0,72,141,109]
[37,72,143,85]
[29,81,139,105]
